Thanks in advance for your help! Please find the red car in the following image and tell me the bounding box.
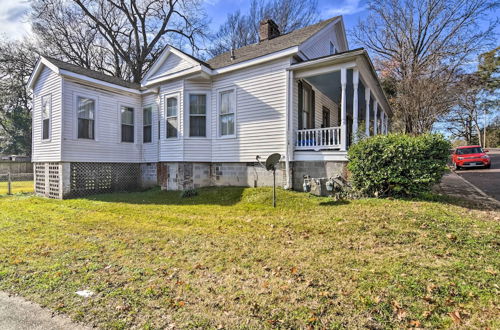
[452,145,491,170]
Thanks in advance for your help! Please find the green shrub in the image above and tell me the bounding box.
[347,134,450,197]
[180,188,198,198]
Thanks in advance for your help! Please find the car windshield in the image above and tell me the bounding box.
[457,147,483,155]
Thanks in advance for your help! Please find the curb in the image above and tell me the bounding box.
[449,169,500,209]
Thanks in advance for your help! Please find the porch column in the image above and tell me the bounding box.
[365,88,370,136]
[380,111,385,134]
[373,101,378,135]
[340,68,347,151]
[352,69,359,143]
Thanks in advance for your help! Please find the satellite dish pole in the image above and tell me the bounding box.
[256,153,281,207]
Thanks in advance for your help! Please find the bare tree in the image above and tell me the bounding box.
[209,0,318,57]
[352,0,499,134]
[31,0,209,83]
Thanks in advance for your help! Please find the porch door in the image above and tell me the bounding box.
[298,81,315,130]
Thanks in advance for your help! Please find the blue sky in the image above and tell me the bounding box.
[0,0,370,41]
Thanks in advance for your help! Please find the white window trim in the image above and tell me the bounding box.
[41,94,52,142]
[216,87,237,139]
[119,104,136,144]
[185,90,210,139]
[164,92,180,140]
[73,93,99,141]
[142,105,153,144]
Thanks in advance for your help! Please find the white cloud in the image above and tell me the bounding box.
[325,0,367,16]
[0,0,31,40]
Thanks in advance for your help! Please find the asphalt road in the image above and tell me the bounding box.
[455,149,500,202]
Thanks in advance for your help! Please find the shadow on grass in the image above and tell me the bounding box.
[319,199,351,206]
[85,186,247,206]
[396,192,498,211]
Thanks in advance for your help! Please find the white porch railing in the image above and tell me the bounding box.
[295,127,341,150]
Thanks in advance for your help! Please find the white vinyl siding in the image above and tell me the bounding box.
[210,58,289,162]
[299,21,344,59]
[158,80,184,162]
[32,67,62,162]
[147,53,196,82]
[61,78,142,163]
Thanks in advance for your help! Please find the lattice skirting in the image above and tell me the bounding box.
[69,162,141,197]
[34,163,62,199]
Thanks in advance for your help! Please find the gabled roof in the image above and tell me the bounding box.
[43,57,140,89]
[206,16,340,69]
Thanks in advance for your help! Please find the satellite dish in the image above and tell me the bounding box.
[265,153,281,171]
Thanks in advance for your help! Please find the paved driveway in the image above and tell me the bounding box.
[455,149,500,201]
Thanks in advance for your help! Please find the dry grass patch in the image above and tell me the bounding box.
[0,187,498,329]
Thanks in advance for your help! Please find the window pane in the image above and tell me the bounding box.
[220,91,234,114]
[121,125,134,142]
[220,114,234,136]
[190,116,206,137]
[143,125,152,143]
[190,94,206,114]
[78,97,95,120]
[167,118,178,138]
[121,107,134,125]
[143,107,152,125]
[42,119,50,140]
[78,118,94,139]
[167,97,177,116]
[42,97,50,118]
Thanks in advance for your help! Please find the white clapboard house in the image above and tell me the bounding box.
[29,16,391,198]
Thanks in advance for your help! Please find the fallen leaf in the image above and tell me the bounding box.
[290,267,298,275]
[449,310,461,324]
[409,320,421,327]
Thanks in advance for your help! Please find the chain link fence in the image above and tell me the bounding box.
[0,172,34,195]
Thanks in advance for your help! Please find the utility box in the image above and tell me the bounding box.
[308,178,331,197]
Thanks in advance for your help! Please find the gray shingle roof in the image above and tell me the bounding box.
[43,57,141,90]
[206,16,340,69]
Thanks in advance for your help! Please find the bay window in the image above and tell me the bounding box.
[189,94,206,137]
[41,95,51,140]
[143,106,152,143]
[166,96,178,138]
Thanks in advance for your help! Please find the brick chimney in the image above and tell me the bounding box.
[259,19,280,42]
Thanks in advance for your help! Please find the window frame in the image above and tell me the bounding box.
[186,91,210,139]
[76,96,97,140]
[73,93,99,141]
[41,94,52,141]
[217,87,237,139]
[143,106,153,143]
[120,104,135,143]
[165,93,180,140]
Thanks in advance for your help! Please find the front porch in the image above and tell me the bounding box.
[288,49,391,154]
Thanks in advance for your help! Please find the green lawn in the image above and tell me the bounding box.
[0,187,498,329]
[0,180,33,195]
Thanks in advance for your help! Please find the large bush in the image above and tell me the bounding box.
[347,134,450,197]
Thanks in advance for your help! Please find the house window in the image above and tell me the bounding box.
[121,106,134,142]
[219,89,235,137]
[77,96,95,139]
[41,95,51,140]
[166,96,178,138]
[329,41,336,55]
[143,106,152,143]
[189,94,206,137]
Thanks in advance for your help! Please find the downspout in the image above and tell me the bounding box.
[285,68,293,190]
